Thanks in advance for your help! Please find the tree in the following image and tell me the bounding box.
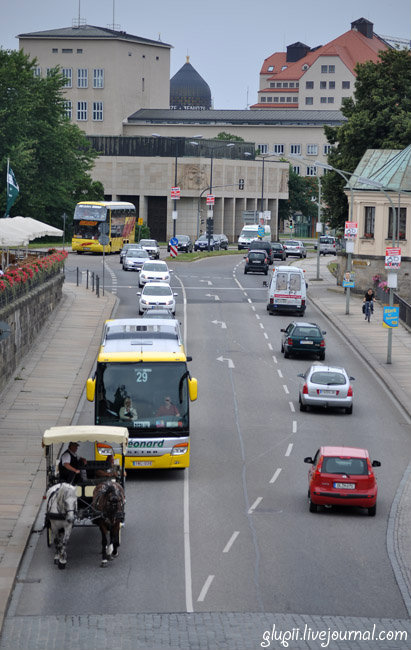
[0,48,103,227]
[215,132,244,142]
[322,48,411,230]
[278,165,318,223]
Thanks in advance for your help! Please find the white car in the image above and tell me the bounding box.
[137,282,177,316]
[138,261,172,288]
[139,239,160,259]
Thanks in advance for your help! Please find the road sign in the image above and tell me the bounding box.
[170,237,178,246]
[206,194,215,206]
[385,247,401,269]
[98,234,110,246]
[171,186,180,199]
[137,217,143,226]
[98,222,110,235]
[344,221,358,239]
[383,305,399,328]
[169,245,178,258]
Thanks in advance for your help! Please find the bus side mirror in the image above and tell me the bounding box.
[188,377,198,401]
[86,377,96,402]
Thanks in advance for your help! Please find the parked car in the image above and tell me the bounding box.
[304,446,381,516]
[137,282,177,316]
[214,234,229,250]
[139,239,160,259]
[271,242,286,261]
[244,250,269,275]
[123,248,150,271]
[167,235,193,253]
[120,242,141,264]
[283,240,307,258]
[247,239,273,264]
[138,260,172,288]
[194,235,220,251]
[280,321,326,359]
[297,365,355,413]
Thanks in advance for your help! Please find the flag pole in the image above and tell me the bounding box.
[3,158,9,218]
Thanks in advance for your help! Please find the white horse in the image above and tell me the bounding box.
[45,483,77,569]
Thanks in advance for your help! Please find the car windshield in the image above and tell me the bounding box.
[320,237,334,244]
[142,263,167,272]
[179,236,189,242]
[272,244,282,249]
[293,327,321,338]
[198,235,211,242]
[143,285,172,296]
[310,371,346,385]
[322,457,367,475]
[249,252,266,259]
[127,250,148,258]
[285,241,299,246]
[140,240,157,246]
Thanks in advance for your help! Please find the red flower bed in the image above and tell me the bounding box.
[0,251,68,294]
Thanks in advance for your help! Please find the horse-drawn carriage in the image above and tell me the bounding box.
[42,425,128,568]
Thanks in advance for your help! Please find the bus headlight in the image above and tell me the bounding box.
[171,442,188,456]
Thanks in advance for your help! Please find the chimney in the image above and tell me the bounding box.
[351,17,373,39]
[286,42,310,62]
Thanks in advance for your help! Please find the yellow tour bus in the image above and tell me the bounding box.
[86,319,198,470]
[72,201,136,254]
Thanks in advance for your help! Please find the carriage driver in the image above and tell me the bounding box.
[59,442,87,484]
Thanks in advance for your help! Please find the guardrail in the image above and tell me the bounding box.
[374,285,411,329]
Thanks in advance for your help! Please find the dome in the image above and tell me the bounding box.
[170,57,211,110]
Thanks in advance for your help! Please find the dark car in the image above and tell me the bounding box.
[280,321,326,360]
[168,235,193,253]
[194,235,220,251]
[247,239,273,264]
[244,250,269,275]
[214,234,229,250]
[271,242,286,261]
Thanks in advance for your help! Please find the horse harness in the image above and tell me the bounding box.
[46,485,77,521]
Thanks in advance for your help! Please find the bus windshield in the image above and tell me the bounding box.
[73,204,107,222]
[95,361,189,436]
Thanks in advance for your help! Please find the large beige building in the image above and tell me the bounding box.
[18,25,172,136]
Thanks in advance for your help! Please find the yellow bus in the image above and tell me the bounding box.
[86,319,198,470]
[72,201,136,254]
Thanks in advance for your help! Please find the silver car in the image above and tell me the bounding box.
[123,248,149,271]
[120,243,141,264]
[139,239,160,259]
[298,365,355,414]
[283,240,307,258]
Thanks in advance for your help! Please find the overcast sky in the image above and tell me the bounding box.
[1,0,410,109]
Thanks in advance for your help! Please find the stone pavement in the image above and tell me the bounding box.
[0,259,411,649]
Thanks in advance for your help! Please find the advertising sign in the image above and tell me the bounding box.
[385,247,401,269]
[344,221,358,239]
[206,194,215,206]
[171,186,180,199]
[383,305,399,328]
[342,271,355,288]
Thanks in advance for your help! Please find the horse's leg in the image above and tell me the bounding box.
[58,522,73,570]
[100,523,109,567]
[111,522,120,558]
[52,524,60,565]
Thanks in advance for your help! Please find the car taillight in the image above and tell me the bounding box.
[302,383,308,394]
[347,385,353,397]
[320,339,325,347]
[245,257,249,262]
[301,299,306,307]
[287,338,293,345]
[314,456,323,478]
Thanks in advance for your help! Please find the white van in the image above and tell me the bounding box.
[238,224,271,250]
[267,266,307,316]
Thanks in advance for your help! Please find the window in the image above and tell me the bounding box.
[62,48,73,53]
[364,207,375,238]
[306,166,317,176]
[276,82,282,87]
[257,144,268,154]
[33,66,41,77]
[283,82,289,88]
[63,100,72,119]
[273,144,284,154]
[289,82,295,88]
[293,166,300,175]
[280,97,285,103]
[323,144,333,155]
[52,48,58,53]
[142,77,145,92]
[321,65,327,73]
[77,101,87,121]
[267,97,273,102]
[388,207,407,240]
[296,82,299,88]
[92,101,103,121]
[46,68,53,77]
[77,68,88,88]
[320,97,327,104]
[156,56,159,60]
[305,97,313,105]
[268,66,274,71]
[329,65,335,73]
[286,97,292,102]
[273,97,279,103]
[292,97,298,103]
[62,68,72,87]
[307,144,318,156]
[93,69,104,88]
[261,97,266,102]
[290,144,301,155]
[320,81,326,89]
[329,81,335,89]
[342,81,350,89]
[270,83,275,88]
[306,81,314,89]
[327,97,334,103]
[77,49,83,54]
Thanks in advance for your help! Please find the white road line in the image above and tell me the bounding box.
[277,369,283,378]
[268,343,273,351]
[259,322,264,329]
[247,297,252,303]
[289,401,295,412]
[283,384,289,394]
[269,468,282,484]
[251,305,256,311]
[184,469,193,612]
[223,531,239,553]
[256,314,260,320]
[293,420,297,433]
[263,332,268,339]
[197,575,215,602]
[272,355,278,364]
[285,443,293,457]
[248,497,263,514]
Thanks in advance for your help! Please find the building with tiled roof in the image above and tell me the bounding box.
[251,18,390,110]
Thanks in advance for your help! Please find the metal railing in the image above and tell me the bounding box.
[374,285,411,329]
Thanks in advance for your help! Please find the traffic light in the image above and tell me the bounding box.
[238,178,244,190]
[206,217,214,237]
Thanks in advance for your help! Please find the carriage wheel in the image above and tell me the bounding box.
[46,521,52,547]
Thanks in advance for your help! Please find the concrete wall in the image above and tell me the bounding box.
[0,275,64,393]
[336,253,411,301]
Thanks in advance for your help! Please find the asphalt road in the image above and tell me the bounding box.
[8,251,410,623]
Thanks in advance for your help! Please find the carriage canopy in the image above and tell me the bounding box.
[42,425,129,453]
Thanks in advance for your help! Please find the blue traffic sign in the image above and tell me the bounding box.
[170,237,178,246]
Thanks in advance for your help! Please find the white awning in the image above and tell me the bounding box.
[0,220,30,247]
[42,426,129,452]
[0,216,63,248]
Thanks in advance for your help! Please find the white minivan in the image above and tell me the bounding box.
[267,266,307,316]
[238,224,271,250]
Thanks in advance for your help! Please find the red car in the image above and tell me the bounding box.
[304,446,381,516]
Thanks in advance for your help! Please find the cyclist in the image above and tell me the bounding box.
[363,288,375,321]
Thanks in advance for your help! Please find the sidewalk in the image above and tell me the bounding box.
[0,283,117,633]
[300,257,411,615]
